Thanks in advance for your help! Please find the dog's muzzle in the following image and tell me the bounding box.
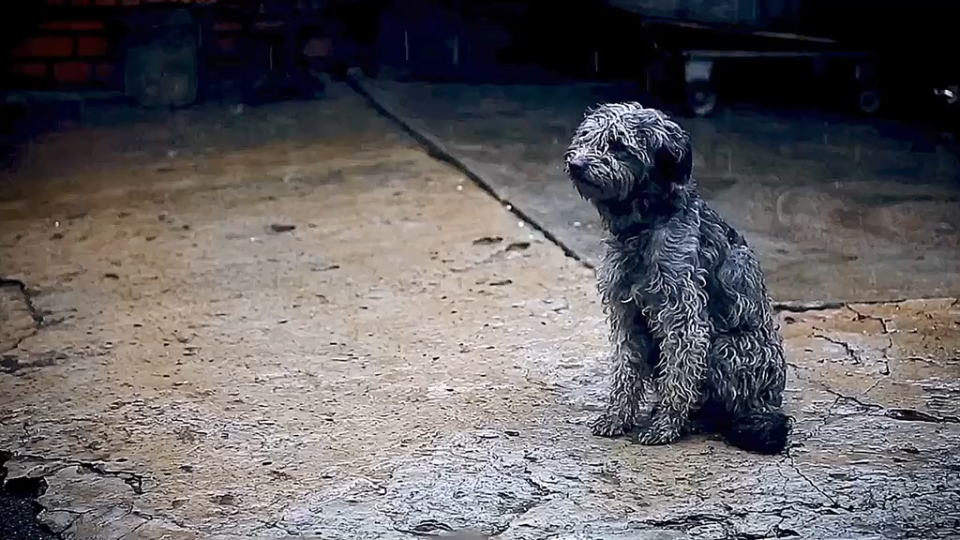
[566,155,588,176]
[566,158,601,190]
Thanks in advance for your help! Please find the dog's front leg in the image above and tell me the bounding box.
[590,300,653,437]
[638,279,710,445]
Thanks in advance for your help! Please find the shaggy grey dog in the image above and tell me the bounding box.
[564,102,790,455]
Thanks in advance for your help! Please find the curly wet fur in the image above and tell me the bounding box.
[564,102,790,455]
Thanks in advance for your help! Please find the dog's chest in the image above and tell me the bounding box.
[601,231,710,315]
[600,236,655,306]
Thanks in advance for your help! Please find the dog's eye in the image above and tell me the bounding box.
[607,140,629,154]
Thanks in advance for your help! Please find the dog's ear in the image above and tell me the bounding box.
[652,130,693,186]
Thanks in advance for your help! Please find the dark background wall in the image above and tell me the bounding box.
[2,0,958,100]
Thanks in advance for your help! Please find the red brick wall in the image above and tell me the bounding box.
[8,0,219,90]
[11,19,113,88]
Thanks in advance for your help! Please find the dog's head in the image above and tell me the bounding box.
[564,102,692,204]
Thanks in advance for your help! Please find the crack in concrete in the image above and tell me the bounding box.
[820,387,884,413]
[846,305,892,335]
[876,487,960,508]
[877,337,893,377]
[844,306,895,377]
[7,453,145,495]
[818,386,960,424]
[450,240,535,274]
[53,508,93,536]
[757,296,953,315]
[732,529,801,540]
[345,75,592,270]
[0,277,43,355]
[254,518,298,537]
[774,300,850,313]
[0,278,43,326]
[636,505,803,539]
[806,329,892,380]
[636,512,730,529]
[393,519,458,537]
[811,331,864,365]
[116,519,148,540]
[78,462,144,495]
[884,408,960,424]
[801,396,842,443]
[135,510,195,534]
[785,454,843,510]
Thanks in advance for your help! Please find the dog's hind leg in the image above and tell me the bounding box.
[706,330,790,455]
[714,242,771,331]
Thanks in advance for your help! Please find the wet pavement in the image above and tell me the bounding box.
[0,84,958,539]
[351,78,960,304]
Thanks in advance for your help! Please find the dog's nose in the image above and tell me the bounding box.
[567,156,587,173]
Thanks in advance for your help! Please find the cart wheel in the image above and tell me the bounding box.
[857,88,881,115]
[686,80,717,117]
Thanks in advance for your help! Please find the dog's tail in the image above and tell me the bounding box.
[717,408,791,455]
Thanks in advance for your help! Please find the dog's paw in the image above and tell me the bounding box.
[635,417,682,446]
[589,414,630,438]
[635,427,680,446]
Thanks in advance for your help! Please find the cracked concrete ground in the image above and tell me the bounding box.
[1,83,959,539]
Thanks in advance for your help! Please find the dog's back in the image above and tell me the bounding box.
[696,201,777,332]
